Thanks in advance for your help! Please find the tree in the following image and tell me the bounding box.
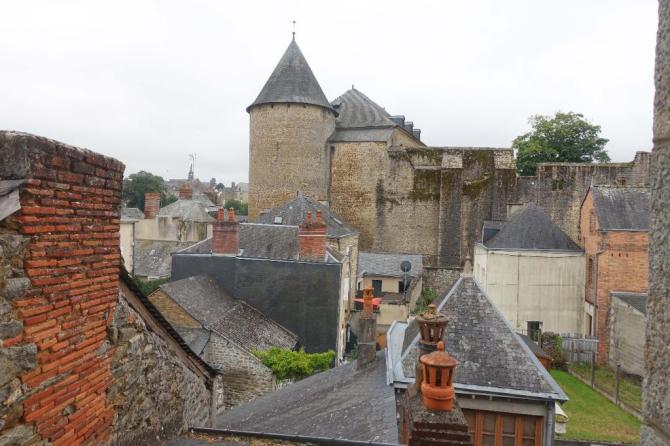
[122,171,176,211]
[224,199,248,216]
[513,112,610,176]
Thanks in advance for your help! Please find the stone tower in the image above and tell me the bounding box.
[247,37,337,220]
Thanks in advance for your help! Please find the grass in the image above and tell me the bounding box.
[551,370,640,444]
[570,362,642,411]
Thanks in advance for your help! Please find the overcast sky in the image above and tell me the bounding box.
[0,1,658,184]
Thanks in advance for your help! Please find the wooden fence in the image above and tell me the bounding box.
[561,334,599,363]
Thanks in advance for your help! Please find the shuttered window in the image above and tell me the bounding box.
[463,409,543,446]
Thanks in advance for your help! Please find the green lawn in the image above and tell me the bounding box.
[551,370,640,444]
[570,362,642,411]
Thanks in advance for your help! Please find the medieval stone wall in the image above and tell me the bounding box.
[248,103,335,220]
[203,334,275,409]
[643,0,670,443]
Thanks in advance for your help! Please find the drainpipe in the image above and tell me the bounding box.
[544,401,556,446]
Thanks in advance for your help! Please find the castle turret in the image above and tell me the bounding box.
[247,37,337,220]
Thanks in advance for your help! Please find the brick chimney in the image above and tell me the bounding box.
[144,192,161,219]
[298,210,327,262]
[212,207,239,255]
[179,182,193,200]
[357,288,377,370]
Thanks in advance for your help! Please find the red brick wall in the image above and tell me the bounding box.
[144,192,160,219]
[9,135,124,444]
[212,221,239,255]
[298,214,326,262]
[579,191,649,364]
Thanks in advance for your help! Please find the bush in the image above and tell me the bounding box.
[412,288,438,314]
[134,276,171,295]
[252,348,335,381]
[541,332,567,370]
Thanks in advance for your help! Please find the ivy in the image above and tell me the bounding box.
[252,348,335,381]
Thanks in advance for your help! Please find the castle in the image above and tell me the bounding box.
[248,37,650,267]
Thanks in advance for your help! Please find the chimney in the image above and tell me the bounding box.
[357,288,377,370]
[419,341,458,411]
[404,121,414,134]
[179,182,193,200]
[144,192,161,219]
[298,210,327,262]
[212,207,239,255]
[416,304,449,353]
[412,128,421,141]
[389,115,406,127]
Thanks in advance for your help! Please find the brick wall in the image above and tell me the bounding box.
[203,333,275,409]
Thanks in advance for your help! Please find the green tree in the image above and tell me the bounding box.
[514,112,610,176]
[122,171,177,211]
[224,199,248,216]
[252,348,335,381]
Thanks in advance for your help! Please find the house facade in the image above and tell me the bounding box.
[578,186,649,363]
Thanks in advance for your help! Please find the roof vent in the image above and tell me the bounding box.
[273,216,283,224]
[404,121,414,134]
[412,128,421,141]
[389,115,405,127]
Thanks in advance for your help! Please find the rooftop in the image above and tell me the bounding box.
[120,207,144,221]
[590,186,650,231]
[215,351,398,444]
[611,291,648,315]
[158,199,214,222]
[390,276,567,401]
[358,252,423,278]
[255,194,358,239]
[483,203,582,252]
[248,39,335,115]
[134,239,198,278]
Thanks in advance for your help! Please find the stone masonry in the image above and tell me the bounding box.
[643,0,670,444]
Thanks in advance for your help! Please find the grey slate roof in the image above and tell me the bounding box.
[239,223,299,260]
[134,239,197,278]
[160,275,297,351]
[358,252,423,278]
[121,207,144,221]
[215,351,398,443]
[484,203,582,251]
[481,220,504,243]
[158,199,214,222]
[399,277,566,401]
[591,186,650,231]
[611,291,648,315]
[248,39,335,114]
[175,328,211,356]
[255,194,358,239]
[331,89,396,128]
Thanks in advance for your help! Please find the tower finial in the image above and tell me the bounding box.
[292,20,296,41]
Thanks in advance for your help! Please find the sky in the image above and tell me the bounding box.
[0,0,658,184]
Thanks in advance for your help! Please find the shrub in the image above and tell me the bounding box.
[541,332,567,370]
[253,348,336,381]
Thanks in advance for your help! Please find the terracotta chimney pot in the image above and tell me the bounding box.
[362,288,374,317]
[416,304,449,352]
[420,341,458,411]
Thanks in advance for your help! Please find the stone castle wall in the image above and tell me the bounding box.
[248,103,336,220]
[0,132,216,446]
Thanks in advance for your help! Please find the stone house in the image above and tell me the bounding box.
[608,292,647,378]
[388,275,567,445]
[0,131,223,445]
[578,186,649,363]
[149,274,298,409]
[474,203,586,335]
[171,209,350,361]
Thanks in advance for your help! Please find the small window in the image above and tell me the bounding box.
[372,280,382,296]
[398,280,406,293]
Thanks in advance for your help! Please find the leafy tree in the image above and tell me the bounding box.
[252,348,335,381]
[122,171,176,211]
[514,112,610,176]
[224,199,248,216]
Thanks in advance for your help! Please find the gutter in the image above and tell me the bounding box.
[188,427,402,446]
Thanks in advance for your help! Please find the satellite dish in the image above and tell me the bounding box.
[400,261,412,273]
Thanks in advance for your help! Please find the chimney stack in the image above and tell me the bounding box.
[212,207,239,255]
[179,182,193,200]
[144,192,161,219]
[298,210,327,262]
[357,288,377,370]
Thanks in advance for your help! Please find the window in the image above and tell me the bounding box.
[527,321,542,342]
[589,210,597,233]
[398,280,406,293]
[587,257,594,288]
[463,409,543,446]
[372,280,382,296]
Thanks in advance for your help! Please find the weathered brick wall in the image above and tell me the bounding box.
[248,103,335,220]
[643,0,670,443]
[108,292,211,444]
[203,334,275,409]
[0,132,124,445]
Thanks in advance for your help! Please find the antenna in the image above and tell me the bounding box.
[292,20,296,40]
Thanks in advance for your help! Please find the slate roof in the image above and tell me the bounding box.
[484,203,582,251]
[396,277,567,401]
[611,291,648,315]
[255,194,358,238]
[158,199,214,222]
[121,207,144,221]
[591,186,650,231]
[481,220,504,243]
[176,328,211,356]
[239,223,299,260]
[517,333,552,360]
[160,275,297,351]
[134,239,197,278]
[358,252,423,278]
[331,89,396,128]
[248,39,335,114]
[215,351,398,443]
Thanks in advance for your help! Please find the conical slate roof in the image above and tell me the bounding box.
[485,203,582,251]
[247,39,335,114]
